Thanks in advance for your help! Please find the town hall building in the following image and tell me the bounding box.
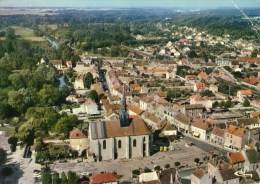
[88,89,152,161]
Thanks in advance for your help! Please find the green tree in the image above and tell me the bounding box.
[67,171,78,184]
[38,84,60,106]
[174,161,181,168]
[243,99,250,107]
[41,167,52,184]
[83,72,94,89]
[54,115,80,136]
[188,50,197,58]
[0,148,7,165]
[8,136,18,152]
[87,90,99,103]
[194,158,200,164]
[61,171,68,184]
[251,49,259,57]
[53,171,61,184]
[8,88,32,113]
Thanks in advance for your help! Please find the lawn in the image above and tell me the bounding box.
[0,26,46,42]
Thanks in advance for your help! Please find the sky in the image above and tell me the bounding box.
[0,0,259,8]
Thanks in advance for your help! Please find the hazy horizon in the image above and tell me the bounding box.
[0,0,259,9]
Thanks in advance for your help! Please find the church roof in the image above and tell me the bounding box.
[90,117,151,140]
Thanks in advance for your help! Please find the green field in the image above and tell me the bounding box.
[1,26,46,42]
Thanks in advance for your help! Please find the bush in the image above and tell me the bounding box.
[164,164,171,169]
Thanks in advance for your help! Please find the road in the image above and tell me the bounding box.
[183,135,230,155]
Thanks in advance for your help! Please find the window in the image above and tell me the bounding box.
[118,140,122,149]
[103,140,106,150]
[133,139,137,147]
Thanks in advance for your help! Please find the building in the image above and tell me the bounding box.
[90,173,119,184]
[88,90,152,161]
[191,119,209,140]
[237,89,253,102]
[83,98,100,115]
[194,82,206,92]
[69,128,88,155]
[174,113,191,134]
[190,94,212,109]
[216,58,232,66]
[224,125,249,150]
[49,60,63,70]
[242,149,260,172]
[210,127,225,147]
[181,104,205,119]
[191,168,213,184]
[74,75,85,89]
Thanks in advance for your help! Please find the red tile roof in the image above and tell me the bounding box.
[90,173,119,184]
[69,128,87,139]
[229,152,245,164]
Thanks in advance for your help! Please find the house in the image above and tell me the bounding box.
[74,75,85,89]
[194,82,206,92]
[49,60,63,70]
[69,128,88,155]
[90,173,119,184]
[88,93,152,161]
[237,118,260,130]
[138,171,160,183]
[237,89,253,102]
[191,119,209,140]
[181,104,205,119]
[191,168,213,184]
[128,105,144,116]
[139,96,154,111]
[250,111,260,118]
[66,60,73,68]
[174,113,191,134]
[214,168,239,184]
[224,125,249,150]
[209,84,218,93]
[228,152,245,170]
[216,58,232,66]
[190,94,212,109]
[141,111,165,130]
[242,149,260,172]
[159,122,177,137]
[166,70,176,79]
[83,98,100,115]
[198,71,208,81]
[210,127,225,147]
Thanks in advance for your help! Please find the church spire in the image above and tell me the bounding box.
[120,85,130,127]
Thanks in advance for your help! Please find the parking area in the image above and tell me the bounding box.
[51,140,209,182]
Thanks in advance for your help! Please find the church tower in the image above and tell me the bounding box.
[119,85,130,127]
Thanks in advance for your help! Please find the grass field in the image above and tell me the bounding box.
[0,26,46,42]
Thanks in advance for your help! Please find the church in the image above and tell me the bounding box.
[88,89,152,161]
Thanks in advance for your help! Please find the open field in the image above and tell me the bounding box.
[0,26,46,42]
[0,9,57,16]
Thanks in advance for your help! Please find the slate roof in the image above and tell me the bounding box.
[219,168,238,181]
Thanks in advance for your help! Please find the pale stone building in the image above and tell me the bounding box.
[69,128,88,155]
[88,90,152,161]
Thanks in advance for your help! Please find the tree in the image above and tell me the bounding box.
[38,84,61,106]
[200,90,215,97]
[41,167,52,184]
[67,171,78,184]
[251,49,259,57]
[8,136,18,152]
[164,164,171,169]
[8,88,32,113]
[243,99,250,107]
[87,90,99,103]
[187,50,197,58]
[0,148,7,165]
[54,115,80,136]
[53,171,61,184]
[83,72,94,89]
[194,158,200,164]
[174,161,181,168]
[61,171,68,184]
